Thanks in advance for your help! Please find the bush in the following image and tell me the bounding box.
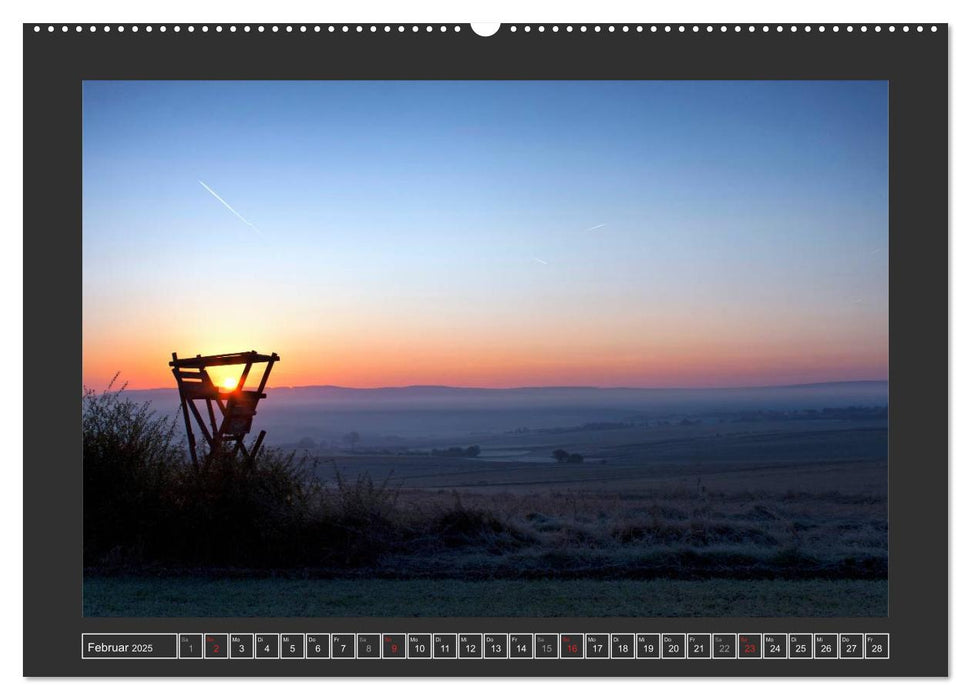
[82,378,183,565]
[82,379,324,568]
[427,494,535,551]
[320,469,400,565]
[166,449,324,566]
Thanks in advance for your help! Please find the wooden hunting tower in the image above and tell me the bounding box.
[169,350,280,467]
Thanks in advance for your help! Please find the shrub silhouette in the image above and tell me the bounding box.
[321,469,400,565]
[83,378,183,566]
[166,449,323,566]
[83,380,323,568]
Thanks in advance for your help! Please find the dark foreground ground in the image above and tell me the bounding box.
[84,453,888,616]
[84,400,887,617]
[84,576,887,617]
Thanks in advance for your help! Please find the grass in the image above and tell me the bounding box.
[83,576,887,617]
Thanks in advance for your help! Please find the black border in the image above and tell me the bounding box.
[23,22,948,677]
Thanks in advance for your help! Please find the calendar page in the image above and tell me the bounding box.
[22,21,947,678]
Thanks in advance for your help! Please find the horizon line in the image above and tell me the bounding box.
[121,378,889,393]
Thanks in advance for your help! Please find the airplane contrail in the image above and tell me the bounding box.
[199,180,262,235]
[586,223,606,231]
[533,257,549,265]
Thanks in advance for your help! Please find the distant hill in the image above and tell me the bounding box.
[127,380,888,409]
[117,381,888,443]
[126,381,888,408]
[271,381,887,411]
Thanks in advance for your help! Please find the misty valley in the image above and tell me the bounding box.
[84,381,888,617]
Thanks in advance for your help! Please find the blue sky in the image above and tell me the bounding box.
[82,80,888,389]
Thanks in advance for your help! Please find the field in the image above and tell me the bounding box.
[83,577,887,617]
[84,386,888,617]
[286,415,888,581]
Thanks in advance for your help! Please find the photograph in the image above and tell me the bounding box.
[81,79,889,618]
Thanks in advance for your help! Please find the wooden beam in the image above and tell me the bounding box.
[185,399,214,448]
[169,351,276,368]
[235,361,253,392]
[171,366,198,469]
[255,357,276,395]
[250,430,266,462]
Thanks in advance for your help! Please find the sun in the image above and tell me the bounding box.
[221,377,238,391]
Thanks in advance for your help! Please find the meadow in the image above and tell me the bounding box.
[83,577,886,617]
[83,384,888,617]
